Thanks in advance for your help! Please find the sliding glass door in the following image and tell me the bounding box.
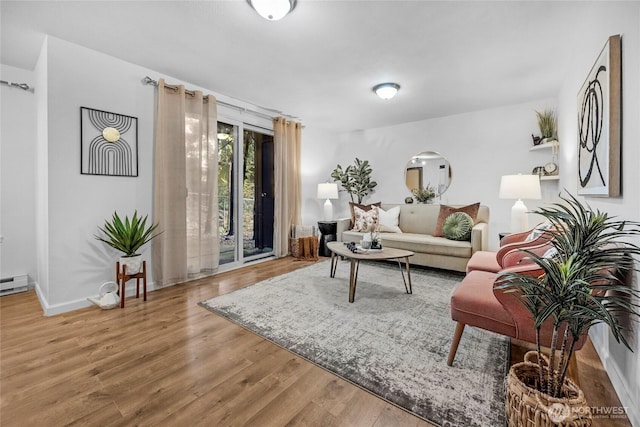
[242,128,274,258]
[217,121,274,266]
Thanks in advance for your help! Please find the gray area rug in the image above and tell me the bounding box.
[200,260,508,426]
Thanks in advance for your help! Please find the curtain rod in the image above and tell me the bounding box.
[142,76,299,122]
[0,80,33,92]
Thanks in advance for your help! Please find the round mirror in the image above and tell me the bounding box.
[405,151,452,196]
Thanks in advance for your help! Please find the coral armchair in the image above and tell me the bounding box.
[447,257,588,367]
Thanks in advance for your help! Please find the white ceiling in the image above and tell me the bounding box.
[1,1,597,132]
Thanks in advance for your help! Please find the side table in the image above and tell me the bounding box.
[498,232,510,244]
[317,220,338,257]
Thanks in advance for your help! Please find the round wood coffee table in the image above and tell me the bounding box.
[326,241,414,303]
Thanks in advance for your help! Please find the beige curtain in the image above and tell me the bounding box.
[273,116,302,257]
[152,79,219,286]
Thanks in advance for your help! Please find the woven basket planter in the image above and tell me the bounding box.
[506,352,592,427]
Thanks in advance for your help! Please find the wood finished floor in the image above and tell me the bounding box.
[0,257,630,426]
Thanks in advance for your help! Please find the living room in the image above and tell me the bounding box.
[1,1,639,425]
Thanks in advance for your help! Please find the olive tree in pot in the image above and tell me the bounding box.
[95,211,161,274]
[497,193,640,426]
[330,158,377,204]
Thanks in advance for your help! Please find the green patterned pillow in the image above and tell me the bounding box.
[442,212,474,241]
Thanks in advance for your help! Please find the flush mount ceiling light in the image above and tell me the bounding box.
[373,82,400,100]
[248,0,296,20]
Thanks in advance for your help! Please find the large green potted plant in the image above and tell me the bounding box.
[95,211,161,273]
[331,158,377,204]
[497,193,640,426]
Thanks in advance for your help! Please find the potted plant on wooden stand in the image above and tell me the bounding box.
[95,211,161,274]
[331,157,378,203]
[497,193,640,426]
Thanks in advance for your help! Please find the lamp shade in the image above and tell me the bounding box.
[317,183,339,200]
[499,174,541,200]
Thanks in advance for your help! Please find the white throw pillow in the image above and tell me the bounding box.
[542,247,558,259]
[525,222,552,242]
[376,206,402,233]
[352,206,378,232]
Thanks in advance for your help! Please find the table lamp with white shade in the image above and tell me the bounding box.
[499,174,541,233]
[317,183,339,221]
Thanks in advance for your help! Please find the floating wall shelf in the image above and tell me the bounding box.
[529,142,557,152]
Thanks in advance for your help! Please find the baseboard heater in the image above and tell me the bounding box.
[0,274,28,296]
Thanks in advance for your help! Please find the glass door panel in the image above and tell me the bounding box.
[242,128,274,259]
[217,122,236,265]
[217,121,274,266]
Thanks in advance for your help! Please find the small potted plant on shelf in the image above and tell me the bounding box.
[331,157,378,204]
[535,108,558,145]
[497,193,640,426]
[411,185,436,203]
[95,211,161,274]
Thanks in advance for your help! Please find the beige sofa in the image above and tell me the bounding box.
[337,204,490,272]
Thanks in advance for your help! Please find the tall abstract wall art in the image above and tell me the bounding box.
[577,35,621,197]
[81,107,138,177]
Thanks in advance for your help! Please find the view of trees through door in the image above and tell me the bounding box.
[217,121,274,265]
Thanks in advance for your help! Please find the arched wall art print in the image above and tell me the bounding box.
[81,107,138,177]
[577,34,621,197]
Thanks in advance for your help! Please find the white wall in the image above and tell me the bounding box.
[556,2,640,425]
[35,39,50,303]
[302,99,560,250]
[35,37,157,311]
[300,125,341,223]
[0,65,37,284]
[22,36,273,314]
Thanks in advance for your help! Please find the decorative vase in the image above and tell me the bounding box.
[506,352,592,427]
[120,254,143,274]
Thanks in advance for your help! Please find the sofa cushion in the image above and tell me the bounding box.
[450,270,516,337]
[434,203,480,237]
[466,250,501,274]
[385,204,440,235]
[348,201,381,228]
[351,205,378,232]
[342,231,472,258]
[442,212,474,241]
[376,206,402,233]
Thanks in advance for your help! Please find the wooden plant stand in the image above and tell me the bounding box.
[115,260,147,308]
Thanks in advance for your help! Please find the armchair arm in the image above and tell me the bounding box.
[336,217,351,242]
[471,222,489,254]
[497,239,554,268]
[499,229,532,246]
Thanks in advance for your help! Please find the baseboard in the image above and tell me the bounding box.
[589,329,639,426]
[35,280,162,316]
[35,282,94,316]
